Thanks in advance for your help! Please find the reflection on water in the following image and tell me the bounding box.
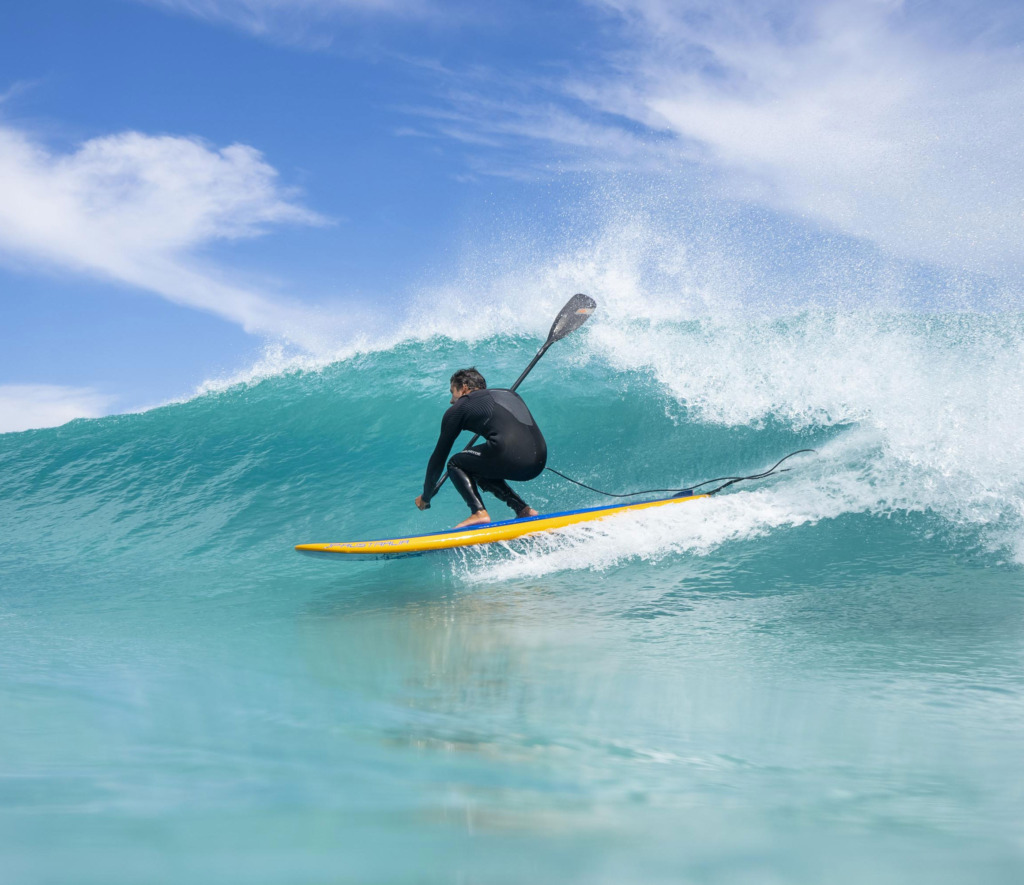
[292,523,1024,882]
[3,510,1024,882]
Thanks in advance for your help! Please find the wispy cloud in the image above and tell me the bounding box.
[575,0,1024,276]
[0,384,116,434]
[133,0,431,42]
[0,80,42,105]
[398,79,689,179]
[0,125,341,348]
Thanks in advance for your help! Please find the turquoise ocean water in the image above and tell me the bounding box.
[3,310,1024,883]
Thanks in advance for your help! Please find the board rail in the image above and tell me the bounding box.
[295,492,708,559]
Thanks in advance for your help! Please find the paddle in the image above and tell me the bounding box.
[425,293,597,504]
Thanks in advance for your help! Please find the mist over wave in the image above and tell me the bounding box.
[192,195,1018,388]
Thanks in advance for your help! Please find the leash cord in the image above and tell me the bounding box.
[544,449,817,499]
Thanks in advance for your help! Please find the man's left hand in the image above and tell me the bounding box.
[415,495,430,511]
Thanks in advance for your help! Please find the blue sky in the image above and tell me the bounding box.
[1,0,1022,431]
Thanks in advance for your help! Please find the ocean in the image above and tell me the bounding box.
[2,306,1023,883]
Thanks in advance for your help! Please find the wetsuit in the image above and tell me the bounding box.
[422,388,547,516]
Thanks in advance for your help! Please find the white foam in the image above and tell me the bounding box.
[455,434,891,581]
[450,302,1024,575]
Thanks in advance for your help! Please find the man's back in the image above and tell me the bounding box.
[440,388,538,447]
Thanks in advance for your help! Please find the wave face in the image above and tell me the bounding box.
[4,311,1024,883]
[6,310,1021,571]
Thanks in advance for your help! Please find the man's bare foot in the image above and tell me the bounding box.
[455,510,491,528]
[516,507,539,519]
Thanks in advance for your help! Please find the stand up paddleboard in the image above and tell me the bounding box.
[295,491,708,560]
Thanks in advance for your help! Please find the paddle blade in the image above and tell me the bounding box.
[546,293,597,344]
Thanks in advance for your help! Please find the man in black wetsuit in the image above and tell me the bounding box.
[415,367,546,528]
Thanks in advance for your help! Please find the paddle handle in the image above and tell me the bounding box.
[507,340,551,394]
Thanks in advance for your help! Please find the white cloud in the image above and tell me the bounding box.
[0,384,116,434]
[575,0,1024,276]
[0,126,340,348]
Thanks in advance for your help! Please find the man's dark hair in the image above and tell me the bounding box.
[450,367,486,391]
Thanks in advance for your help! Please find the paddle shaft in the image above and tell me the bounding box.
[428,340,552,499]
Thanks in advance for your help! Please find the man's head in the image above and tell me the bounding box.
[449,367,486,403]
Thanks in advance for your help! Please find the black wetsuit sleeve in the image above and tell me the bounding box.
[422,404,464,502]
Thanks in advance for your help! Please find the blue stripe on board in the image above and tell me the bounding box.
[352,491,700,545]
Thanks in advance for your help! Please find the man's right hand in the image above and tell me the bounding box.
[415,495,430,511]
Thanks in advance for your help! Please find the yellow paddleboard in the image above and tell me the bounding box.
[295,492,708,559]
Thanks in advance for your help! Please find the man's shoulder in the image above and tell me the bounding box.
[442,399,468,421]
